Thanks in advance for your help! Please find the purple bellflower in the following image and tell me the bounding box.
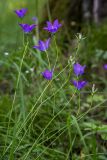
[104,64,107,70]
[73,63,86,76]
[33,38,50,51]
[14,8,27,18]
[72,80,87,90]
[19,24,36,33]
[42,69,53,80]
[43,19,62,33]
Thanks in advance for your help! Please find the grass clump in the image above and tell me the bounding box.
[0,1,107,160]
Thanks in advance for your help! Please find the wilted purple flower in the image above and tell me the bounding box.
[73,63,86,76]
[72,80,87,90]
[33,38,50,51]
[42,69,53,80]
[19,24,36,33]
[103,64,107,70]
[14,8,27,18]
[43,19,62,33]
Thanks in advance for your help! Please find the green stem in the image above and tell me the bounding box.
[21,19,25,46]
[77,91,81,115]
[45,50,51,69]
[19,77,25,121]
[53,35,59,70]
[23,94,76,160]
[75,40,80,61]
[46,0,51,21]
[5,64,70,154]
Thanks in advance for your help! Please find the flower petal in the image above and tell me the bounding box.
[53,19,58,26]
[45,38,50,49]
[46,21,52,28]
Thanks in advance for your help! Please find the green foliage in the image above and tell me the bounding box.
[0,0,107,160]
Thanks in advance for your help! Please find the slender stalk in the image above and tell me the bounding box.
[45,50,51,69]
[4,64,70,154]
[46,0,51,21]
[35,0,39,41]
[21,19,25,46]
[23,93,76,160]
[33,100,107,160]
[75,39,80,60]
[77,91,81,115]
[19,77,25,121]
[13,65,70,153]
[53,35,59,70]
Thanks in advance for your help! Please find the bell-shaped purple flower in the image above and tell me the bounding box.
[14,8,27,18]
[19,24,36,33]
[42,69,53,80]
[43,19,62,33]
[33,38,50,51]
[72,80,87,90]
[73,63,86,76]
[104,64,107,70]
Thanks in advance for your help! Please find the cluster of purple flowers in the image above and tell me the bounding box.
[71,63,87,90]
[14,8,37,33]
[14,8,88,90]
[15,8,62,35]
[33,20,62,51]
[14,8,62,80]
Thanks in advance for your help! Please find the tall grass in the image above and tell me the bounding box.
[0,0,107,160]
